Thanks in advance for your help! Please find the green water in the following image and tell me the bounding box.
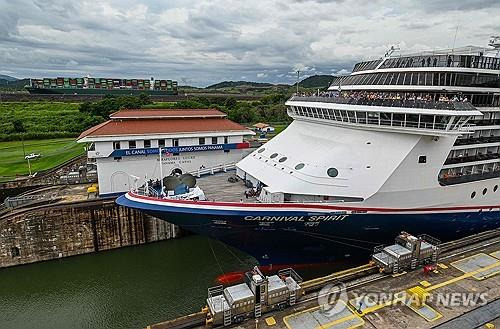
[0,235,257,329]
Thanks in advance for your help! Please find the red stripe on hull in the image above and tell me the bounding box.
[128,192,500,213]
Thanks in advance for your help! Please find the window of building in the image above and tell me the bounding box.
[158,139,165,148]
[113,141,120,150]
[172,139,179,147]
[199,137,205,145]
[224,136,229,144]
[129,140,136,149]
[212,137,218,144]
[144,140,151,148]
[419,155,427,164]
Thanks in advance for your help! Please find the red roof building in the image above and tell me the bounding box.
[77,109,254,195]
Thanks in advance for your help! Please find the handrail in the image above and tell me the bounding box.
[288,96,477,111]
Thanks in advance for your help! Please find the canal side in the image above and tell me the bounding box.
[0,197,178,268]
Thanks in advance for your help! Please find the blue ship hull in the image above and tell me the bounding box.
[116,194,500,265]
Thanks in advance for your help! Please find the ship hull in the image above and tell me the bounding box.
[116,193,500,265]
[26,87,177,96]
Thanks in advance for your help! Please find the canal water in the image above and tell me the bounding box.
[0,235,364,329]
[0,235,257,329]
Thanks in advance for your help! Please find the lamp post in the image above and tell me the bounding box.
[159,147,164,197]
[296,70,300,94]
[26,157,32,176]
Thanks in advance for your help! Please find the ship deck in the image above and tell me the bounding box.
[195,170,258,203]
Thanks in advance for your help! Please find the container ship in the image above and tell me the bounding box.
[25,76,178,95]
[117,37,500,266]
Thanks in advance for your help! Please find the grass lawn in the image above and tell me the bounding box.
[0,138,85,182]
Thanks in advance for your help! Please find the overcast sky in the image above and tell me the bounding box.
[0,0,499,87]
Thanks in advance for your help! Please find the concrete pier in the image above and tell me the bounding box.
[148,230,500,329]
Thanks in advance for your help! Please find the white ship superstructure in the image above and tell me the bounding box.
[238,39,500,209]
[118,39,500,265]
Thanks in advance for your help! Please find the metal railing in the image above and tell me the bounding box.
[288,96,477,111]
[132,163,237,198]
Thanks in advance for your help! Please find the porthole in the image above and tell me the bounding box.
[270,153,278,159]
[483,188,487,195]
[278,157,287,163]
[471,191,476,199]
[257,148,265,153]
[295,163,305,170]
[494,185,498,192]
[327,167,339,178]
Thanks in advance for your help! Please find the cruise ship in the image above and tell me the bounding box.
[117,38,500,265]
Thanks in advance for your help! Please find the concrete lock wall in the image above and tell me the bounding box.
[0,200,179,268]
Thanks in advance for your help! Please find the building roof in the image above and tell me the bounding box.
[253,123,270,129]
[78,117,252,140]
[109,109,226,119]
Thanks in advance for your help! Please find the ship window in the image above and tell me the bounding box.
[295,163,305,170]
[257,148,265,153]
[327,168,339,178]
[224,136,229,144]
[494,185,498,192]
[483,188,487,195]
[471,191,476,199]
[418,155,427,164]
[279,157,287,163]
[212,137,218,144]
[172,139,179,147]
[113,141,121,150]
[144,140,151,148]
[199,137,205,145]
[158,139,165,148]
[270,153,278,159]
[129,141,136,149]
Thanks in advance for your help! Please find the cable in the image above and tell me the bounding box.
[295,230,374,251]
[207,237,225,275]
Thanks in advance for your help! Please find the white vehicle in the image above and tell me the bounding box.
[25,153,41,160]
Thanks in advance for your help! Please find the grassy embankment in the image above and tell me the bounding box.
[0,138,85,182]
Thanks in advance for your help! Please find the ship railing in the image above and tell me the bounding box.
[190,162,237,177]
[131,162,238,198]
[288,107,473,132]
[289,96,477,111]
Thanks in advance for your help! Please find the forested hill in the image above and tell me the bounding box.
[206,81,276,89]
[299,75,335,88]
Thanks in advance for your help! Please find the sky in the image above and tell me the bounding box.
[0,0,499,87]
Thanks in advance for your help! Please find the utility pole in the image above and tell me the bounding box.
[296,70,300,94]
[27,158,32,176]
[159,147,164,196]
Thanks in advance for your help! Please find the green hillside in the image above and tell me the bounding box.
[299,75,335,89]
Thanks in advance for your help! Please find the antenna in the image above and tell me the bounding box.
[452,25,459,51]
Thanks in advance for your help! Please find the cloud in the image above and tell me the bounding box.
[0,0,498,86]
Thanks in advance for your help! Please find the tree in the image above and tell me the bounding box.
[12,119,26,134]
[12,119,27,157]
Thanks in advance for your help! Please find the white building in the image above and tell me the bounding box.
[78,109,254,195]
